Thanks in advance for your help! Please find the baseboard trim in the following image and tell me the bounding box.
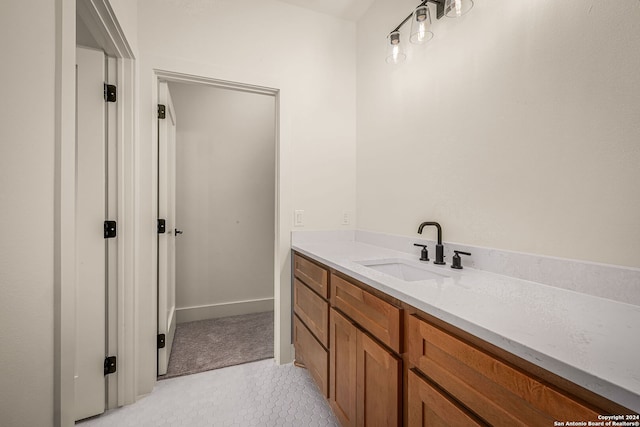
[176,298,275,324]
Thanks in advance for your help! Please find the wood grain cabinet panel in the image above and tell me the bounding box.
[406,314,601,426]
[331,274,402,354]
[294,278,329,347]
[356,330,401,427]
[291,252,633,426]
[331,308,403,427]
[294,314,328,397]
[330,308,358,427]
[294,254,329,298]
[407,369,486,427]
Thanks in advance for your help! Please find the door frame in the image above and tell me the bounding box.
[156,81,177,376]
[151,69,284,372]
[55,0,136,425]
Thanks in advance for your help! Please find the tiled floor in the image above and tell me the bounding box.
[78,359,338,427]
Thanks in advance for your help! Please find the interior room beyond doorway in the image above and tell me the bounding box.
[159,81,277,378]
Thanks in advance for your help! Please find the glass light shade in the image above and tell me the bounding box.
[444,0,474,17]
[410,5,433,44]
[385,31,406,64]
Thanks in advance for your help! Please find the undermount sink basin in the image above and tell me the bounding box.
[357,258,450,282]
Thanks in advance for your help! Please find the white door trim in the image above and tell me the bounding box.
[55,0,136,425]
[150,69,286,370]
[157,81,177,376]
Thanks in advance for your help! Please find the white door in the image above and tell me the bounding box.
[158,81,177,376]
[75,46,107,421]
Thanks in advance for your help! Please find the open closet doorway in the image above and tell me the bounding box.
[157,79,277,379]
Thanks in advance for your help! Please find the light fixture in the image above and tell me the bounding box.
[385,31,406,64]
[410,5,433,44]
[444,0,474,17]
[386,0,473,63]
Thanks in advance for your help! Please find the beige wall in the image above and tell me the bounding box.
[108,0,138,55]
[1,1,56,425]
[356,0,640,267]
[138,0,357,230]
[169,83,275,317]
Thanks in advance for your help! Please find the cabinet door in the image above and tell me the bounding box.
[407,369,485,427]
[330,309,358,427]
[356,332,401,427]
[294,315,329,397]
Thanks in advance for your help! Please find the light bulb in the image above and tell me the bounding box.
[410,5,433,44]
[385,31,406,64]
[444,0,474,18]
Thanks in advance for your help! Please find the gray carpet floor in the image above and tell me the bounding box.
[161,311,274,379]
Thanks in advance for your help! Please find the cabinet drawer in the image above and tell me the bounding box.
[294,254,329,298]
[406,314,601,426]
[294,314,328,398]
[294,278,329,347]
[331,274,402,354]
[408,369,485,427]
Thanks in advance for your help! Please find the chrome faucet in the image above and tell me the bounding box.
[417,222,446,265]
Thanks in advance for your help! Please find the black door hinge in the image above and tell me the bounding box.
[104,220,117,238]
[157,334,166,349]
[157,219,166,234]
[104,356,117,375]
[104,84,117,102]
[158,104,166,119]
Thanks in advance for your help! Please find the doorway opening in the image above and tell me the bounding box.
[155,75,278,379]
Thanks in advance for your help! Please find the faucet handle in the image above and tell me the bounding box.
[413,243,429,262]
[451,251,471,269]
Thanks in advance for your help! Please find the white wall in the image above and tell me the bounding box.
[356,0,640,268]
[0,1,56,425]
[108,0,138,55]
[136,0,356,397]
[169,83,275,320]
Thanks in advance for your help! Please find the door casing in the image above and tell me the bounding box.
[157,81,177,376]
[56,1,136,425]
[150,70,283,377]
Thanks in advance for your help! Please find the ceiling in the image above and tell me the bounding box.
[277,0,376,21]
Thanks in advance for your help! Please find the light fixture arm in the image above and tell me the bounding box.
[389,0,445,35]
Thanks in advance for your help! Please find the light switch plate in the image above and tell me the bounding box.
[342,212,350,225]
[294,210,304,226]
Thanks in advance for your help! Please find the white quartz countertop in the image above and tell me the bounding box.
[292,239,640,412]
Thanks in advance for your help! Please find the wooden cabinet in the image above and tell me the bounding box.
[357,328,401,427]
[293,254,330,397]
[330,308,402,427]
[291,251,636,427]
[294,278,329,347]
[329,270,404,425]
[407,369,485,427]
[294,253,329,298]
[294,314,329,397]
[406,313,604,426]
[332,274,402,354]
[330,308,358,427]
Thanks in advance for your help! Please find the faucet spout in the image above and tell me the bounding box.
[417,221,445,265]
[417,221,442,244]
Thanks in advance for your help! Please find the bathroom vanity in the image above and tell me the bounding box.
[291,231,640,426]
